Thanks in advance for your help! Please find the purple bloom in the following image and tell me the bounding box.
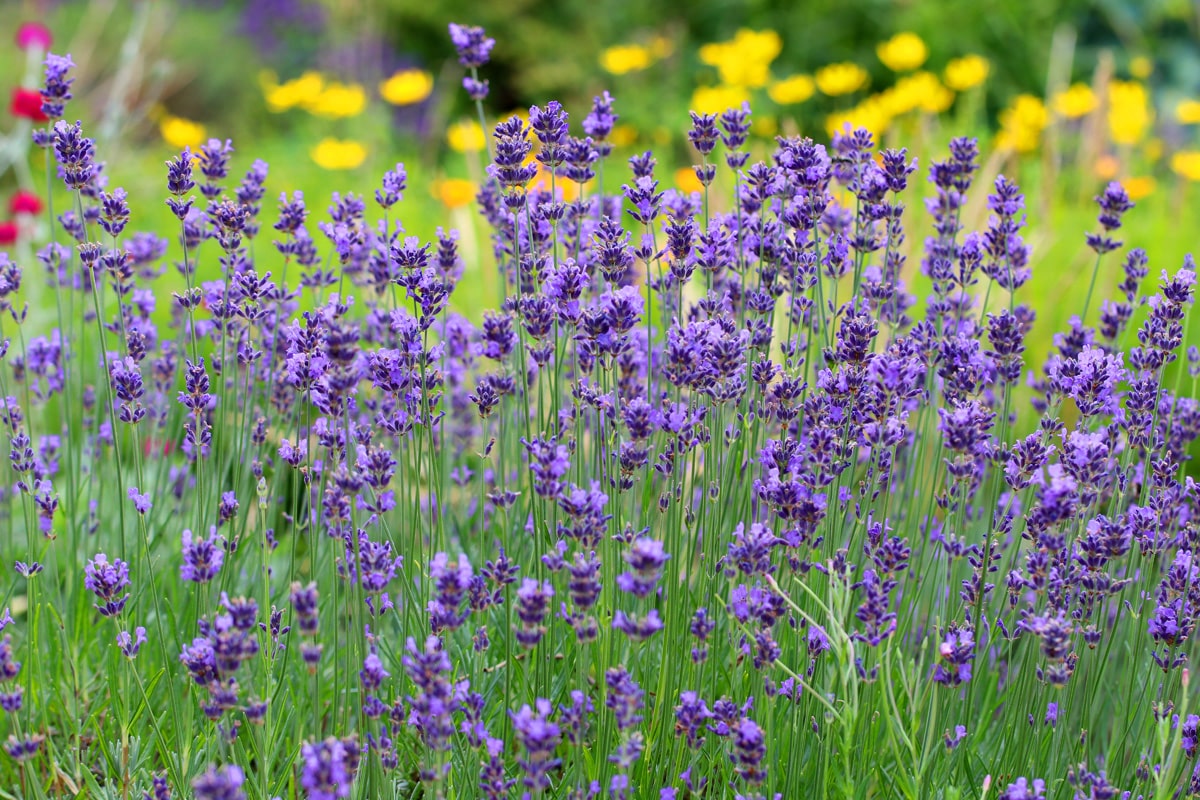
[40,53,75,120]
[191,765,245,800]
[127,487,151,515]
[448,23,495,68]
[616,537,669,597]
[932,626,975,685]
[117,626,147,659]
[181,528,225,583]
[85,553,130,617]
[999,777,1045,800]
[300,737,360,800]
[510,699,561,794]
[52,120,96,191]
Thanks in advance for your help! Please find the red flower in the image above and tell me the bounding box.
[9,191,42,216]
[0,222,17,246]
[15,22,53,52]
[10,88,48,122]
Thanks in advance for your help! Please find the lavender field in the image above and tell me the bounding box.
[0,13,1198,800]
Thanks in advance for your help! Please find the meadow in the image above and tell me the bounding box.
[0,8,1198,800]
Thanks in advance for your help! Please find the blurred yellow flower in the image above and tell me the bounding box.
[1109,81,1150,145]
[997,94,1048,153]
[876,32,928,72]
[437,178,477,208]
[649,36,673,59]
[1093,155,1120,180]
[1171,151,1200,181]
[159,114,206,150]
[310,82,367,118]
[1130,56,1153,79]
[752,115,778,138]
[311,138,366,170]
[768,74,815,105]
[447,119,485,153]
[1176,100,1200,125]
[262,70,325,113]
[699,29,782,88]
[883,71,953,116]
[1122,176,1155,200]
[674,167,703,194]
[690,85,751,116]
[434,178,476,209]
[1053,83,1098,119]
[815,62,869,96]
[1145,138,1163,163]
[600,44,652,75]
[826,95,892,139]
[944,55,990,91]
[609,124,638,147]
[380,69,433,106]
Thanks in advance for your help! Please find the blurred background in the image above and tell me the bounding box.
[2,0,1199,357]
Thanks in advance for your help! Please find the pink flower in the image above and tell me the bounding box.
[9,191,41,216]
[15,22,52,52]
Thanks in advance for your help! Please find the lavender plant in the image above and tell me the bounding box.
[0,22,1197,800]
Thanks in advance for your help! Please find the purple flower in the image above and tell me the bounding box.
[376,163,407,210]
[85,553,130,617]
[191,765,245,800]
[510,699,561,793]
[448,23,495,68]
[300,737,360,800]
[181,528,225,583]
[514,578,553,648]
[52,120,96,191]
[40,53,75,120]
[117,626,147,659]
[999,777,1045,800]
[605,666,644,731]
[127,487,151,515]
[932,625,975,685]
[731,717,767,785]
[674,691,712,749]
[616,537,669,597]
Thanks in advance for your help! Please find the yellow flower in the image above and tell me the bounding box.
[699,29,782,88]
[882,71,953,116]
[310,138,367,170]
[1109,80,1150,145]
[768,74,815,105]
[1176,100,1200,125]
[609,124,638,147]
[380,69,433,106]
[1121,176,1155,200]
[1130,56,1153,79]
[307,82,367,119]
[649,36,673,59]
[826,95,893,140]
[1093,154,1120,180]
[1171,151,1200,182]
[751,115,778,138]
[159,114,206,150]
[600,44,652,76]
[433,178,476,209]
[263,70,325,113]
[996,94,1048,153]
[944,55,990,91]
[815,62,869,96]
[1053,83,1098,119]
[876,32,927,72]
[674,167,703,194]
[690,84,750,116]
[447,119,485,153]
